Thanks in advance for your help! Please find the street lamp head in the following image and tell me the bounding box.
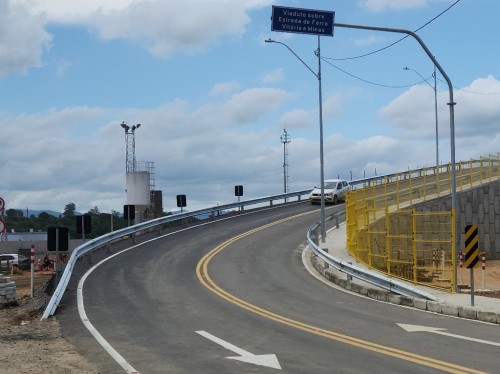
[265,38,276,43]
[120,122,130,132]
[403,67,410,71]
[136,123,141,129]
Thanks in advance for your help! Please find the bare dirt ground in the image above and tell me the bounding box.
[0,271,100,374]
[458,259,500,298]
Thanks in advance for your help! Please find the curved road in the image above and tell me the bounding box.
[59,202,500,373]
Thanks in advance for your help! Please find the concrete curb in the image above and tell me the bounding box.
[310,255,500,325]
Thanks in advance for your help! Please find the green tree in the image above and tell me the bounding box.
[63,202,76,218]
[2,203,130,239]
[6,209,23,218]
[88,206,100,215]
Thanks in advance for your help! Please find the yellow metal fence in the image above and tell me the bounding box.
[346,154,499,292]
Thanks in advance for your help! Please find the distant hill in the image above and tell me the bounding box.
[9,209,91,217]
[25,209,63,218]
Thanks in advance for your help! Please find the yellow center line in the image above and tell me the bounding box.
[195,212,488,374]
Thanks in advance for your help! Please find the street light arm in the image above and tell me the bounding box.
[403,67,434,90]
[334,23,453,102]
[334,21,456,291]
[265,39,318,78]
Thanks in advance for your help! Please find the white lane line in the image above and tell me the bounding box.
[76,204,309,372]
[77,248,142,374]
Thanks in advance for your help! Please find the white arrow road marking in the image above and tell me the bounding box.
[397,324,500,347]
[195,330,282,369]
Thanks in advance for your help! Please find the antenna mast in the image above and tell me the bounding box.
[280,128,291,196]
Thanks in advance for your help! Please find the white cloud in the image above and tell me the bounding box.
[323,94,344,118]
[278,93,343,130]
[379,75,500,164]
[380,84,439,139]
[262,68,285,83]
[13,0,135,22]
[0,1,53,77]
[2,76,497,213]
[16,0,273,23]
[452,75,500,138]
[358,0,427,12]
[279,109,314,129]
[89,1,252,57]
[4,0,273,77]
[0,86,290,213]
[353,35,387,47]
[2,1,498,216]
[14,0,272,57]
[220,88,288,124]
[210,81,240,97]
[381,76,500,140]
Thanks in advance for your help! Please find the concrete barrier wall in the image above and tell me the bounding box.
[415,180,500,259]
[0,240,84,255]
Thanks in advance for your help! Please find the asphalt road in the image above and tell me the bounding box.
[59,202,500,373]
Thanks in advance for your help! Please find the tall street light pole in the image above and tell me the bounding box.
[265,38,327,242]
[334,22,457,292]
[120,122,141,173]
[404,65,439,167]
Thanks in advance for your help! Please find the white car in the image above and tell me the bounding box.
[309,179,350,205]
[0,254,30,270]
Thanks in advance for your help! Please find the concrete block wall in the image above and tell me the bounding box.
[0,239,84,255]
[415,180,500,259]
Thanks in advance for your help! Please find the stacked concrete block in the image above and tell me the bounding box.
[416,180,500,259]
[456,181,500,259]
[0,274,17,308]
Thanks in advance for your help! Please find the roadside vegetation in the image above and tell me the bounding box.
[2,203,129,239]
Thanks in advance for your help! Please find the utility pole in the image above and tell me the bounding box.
[280,128,291,200]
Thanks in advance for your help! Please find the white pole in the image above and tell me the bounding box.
[30,244,35,298]
[481,253,486,290]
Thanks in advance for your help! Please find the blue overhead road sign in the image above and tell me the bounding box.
[271,5,334,37]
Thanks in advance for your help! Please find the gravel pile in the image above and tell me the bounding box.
[21,274,55,317]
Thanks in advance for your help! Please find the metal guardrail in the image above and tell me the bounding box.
[42,177,444,319]
[42,189,312,319]
[307,211,437,301]
[349,155,499,192]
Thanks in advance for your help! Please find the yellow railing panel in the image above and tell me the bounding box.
[346,156,499,292]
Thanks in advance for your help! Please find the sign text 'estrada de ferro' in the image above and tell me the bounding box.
[271,5,334,37]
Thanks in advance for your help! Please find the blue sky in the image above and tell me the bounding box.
[1,0,499,215]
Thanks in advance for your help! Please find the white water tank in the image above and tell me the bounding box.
[126,171,150,206]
